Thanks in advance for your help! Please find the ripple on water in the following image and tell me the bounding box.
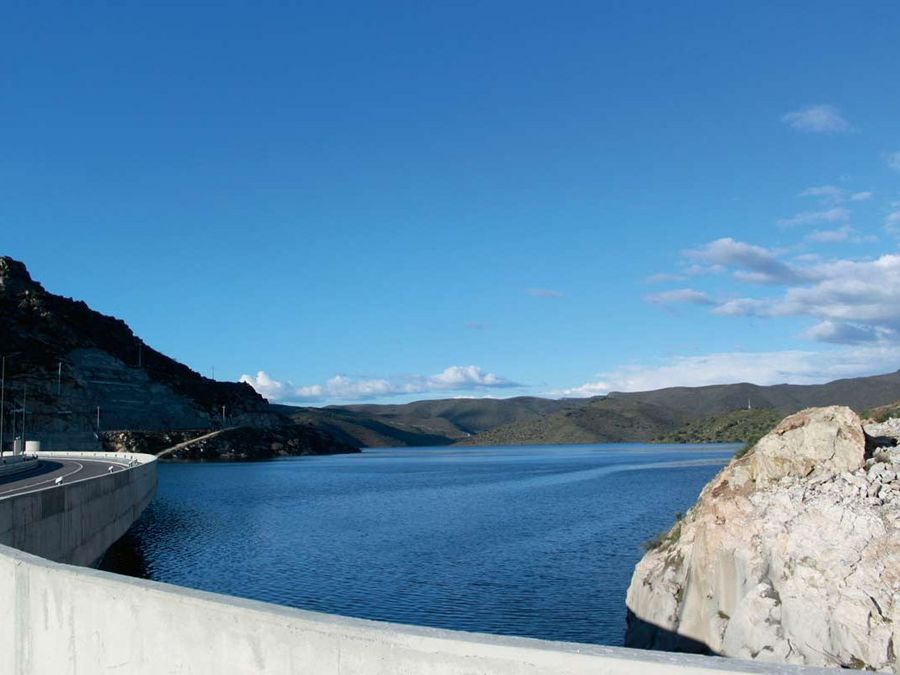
[101,443,735,645]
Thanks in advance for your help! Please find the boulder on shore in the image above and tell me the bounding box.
[625,405,899,672]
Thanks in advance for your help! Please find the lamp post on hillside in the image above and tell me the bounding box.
[22,385,27,447]
[1,353,23,456]
[1,356,6,457]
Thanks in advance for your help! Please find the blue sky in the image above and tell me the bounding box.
[3,2,900,404]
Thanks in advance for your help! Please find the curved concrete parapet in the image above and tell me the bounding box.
[0,451,156,566]
[0,455,40,480]
[0,452,830,674]
[0,552,832,674]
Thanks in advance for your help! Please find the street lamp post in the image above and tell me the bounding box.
[22,385,27,447]
[1,355,6,457]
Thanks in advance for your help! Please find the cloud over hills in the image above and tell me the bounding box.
[241,365,519,403]
[557,344,900,398]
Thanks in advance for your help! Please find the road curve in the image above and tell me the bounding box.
[0,455,131,499]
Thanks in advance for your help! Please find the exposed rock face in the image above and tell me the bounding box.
[0,255,358,457]
[0,255,280,433]
[101,424,359,460]
[625,406,899,672]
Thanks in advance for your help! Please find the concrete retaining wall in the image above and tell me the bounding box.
[0,451,156,566]
[0,542,832,675]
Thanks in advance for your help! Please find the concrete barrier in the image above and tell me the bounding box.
[0,542,833,675]
[0,452,831,674]
[0,455,39,479]
[0,451,156,566]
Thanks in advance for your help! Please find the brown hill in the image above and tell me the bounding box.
[0,256,356,457]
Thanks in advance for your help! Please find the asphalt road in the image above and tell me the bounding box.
[0,456,131,498]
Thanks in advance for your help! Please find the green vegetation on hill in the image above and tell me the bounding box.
[655,408,782,444]
[451,375,900,448]
[862,400,900,422]
[279,397,581,447]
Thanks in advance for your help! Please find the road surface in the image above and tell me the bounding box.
[0,455,131,498]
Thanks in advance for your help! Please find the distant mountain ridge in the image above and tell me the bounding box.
[7,254,900,452]
[453,373,900,446]
[280,397,581,447]
[286,372,900,448]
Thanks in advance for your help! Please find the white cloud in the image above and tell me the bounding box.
[683,263,725,277]
[805,226,852,243]
[802,320,891,345]
[805,225,876,244]
[645,288,714,305]
[777,207,850,227]
[722,253,900,338]
[687,238,799,284]
[782,105,850,133]
[557,346,900,397]
[653,234,900,344]
[239,370,291,401]
[240,365,518,403]
[429,365,508,387]
[798,186,872,206]
[557,381,613,398]
[527,288,564,298]
[799,185,844,205]
[645,272,686,284]
[885,211,900,232]
[711,298,773,317]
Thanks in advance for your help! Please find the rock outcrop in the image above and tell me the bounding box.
[101,424,359,460]
[625,406,899,672]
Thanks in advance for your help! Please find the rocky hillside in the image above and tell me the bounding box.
[624,406,898,671]
[457,374,900,446]
[0,256,357,458]
[654,409,782,444]
[101,424,356,460]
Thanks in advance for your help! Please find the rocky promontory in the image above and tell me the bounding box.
[625,406,899,671]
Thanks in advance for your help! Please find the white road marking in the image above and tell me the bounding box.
[0,458,130,498]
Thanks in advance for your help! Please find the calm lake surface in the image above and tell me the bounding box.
[101,443,737,645]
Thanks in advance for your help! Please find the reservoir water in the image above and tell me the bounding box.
[101,443,737,646]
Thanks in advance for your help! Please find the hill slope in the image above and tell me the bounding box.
[0,256,356,457]
[281,397,581,447]
[457,374,900,446]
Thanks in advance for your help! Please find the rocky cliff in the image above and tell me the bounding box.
[625,406,898,671]
[0,256,357,457]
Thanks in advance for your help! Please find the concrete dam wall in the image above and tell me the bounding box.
[0,542,834,675]
[0,451,830,674]
[0,450,157,566]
